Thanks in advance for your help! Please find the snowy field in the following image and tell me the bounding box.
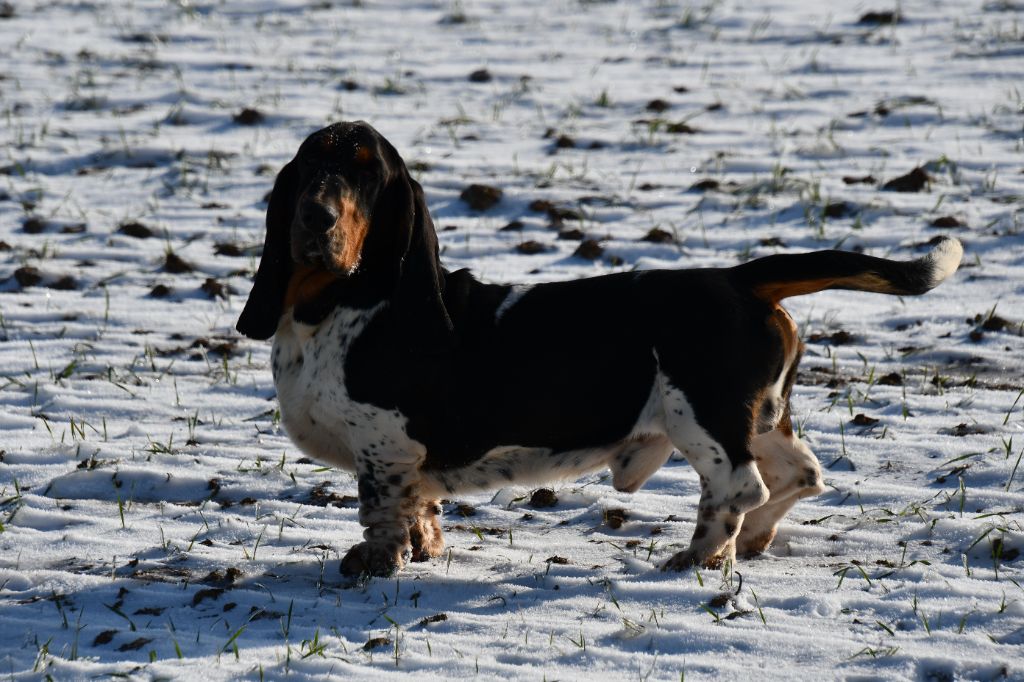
[1,0,1023,679]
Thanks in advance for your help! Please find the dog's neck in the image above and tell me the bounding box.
[283,263,398,330]
[284,265,340,311]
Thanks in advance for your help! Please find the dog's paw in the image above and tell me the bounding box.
[735,527,776,557]
[340,541,409,577]
[661,547,730,572]
[409,516,445,562]
[661,549,699,572]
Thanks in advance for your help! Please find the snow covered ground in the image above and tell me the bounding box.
[1,0,1022,679]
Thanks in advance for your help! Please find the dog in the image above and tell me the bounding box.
[236,121,962,577]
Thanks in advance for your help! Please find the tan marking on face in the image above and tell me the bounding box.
[353,146,373,164]
[327,197,370,273]
[284,265,339,310]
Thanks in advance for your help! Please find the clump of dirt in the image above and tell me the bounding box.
[759,236,785,247]
[707,593,731,608]
[419,613,448,627]
[604,508,628,529]
[970,311,1014,332]
[460,183,503,210]
[233,108,264,125]
[118,221,154,238]
[943,423,993,437]
[858,11,902,25]
[191,588,224,607]
[500,220,524,232]
[528,199,583,224]
[877,372,903,386]
[13,266,42,287]
[573,239,603,260]
[163,252,194,273]
[930,216,965,228]
[364,637,391,651]
[516,240,548,255]
[529,488,558,508]
[968,311,1016,341]
[665,121,697,134]
[690,179,719,191]
[117,637,152,652]
[850,413,879,426]
[545,555,569,565]
[307,481,358,508]
[842,175,876,185]
[555,134,576,149]
[882,167,929,192]
[641,228,675,243]
[149,284,172,298]
[468,68,491,82]
[190,337,240,358]
[558,228,585,241]
[646,99,671,113]
[823,201,857,218]
[200,277,229,299]
[49,275,78,290]
[92,630,116,646]
[214,242,244,256]
[455,503,476,517]
[201,567,242,587]
[808,330,854,345]
[21,216,47,233]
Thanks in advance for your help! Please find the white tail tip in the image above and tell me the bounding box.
[924,237,963,288]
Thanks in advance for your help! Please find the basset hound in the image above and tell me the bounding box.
[236,121,963,577]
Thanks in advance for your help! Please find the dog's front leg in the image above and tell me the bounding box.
[340,453,424,577]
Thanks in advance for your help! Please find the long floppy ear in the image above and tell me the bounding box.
[388,178,455,352]
[236,160,299,340]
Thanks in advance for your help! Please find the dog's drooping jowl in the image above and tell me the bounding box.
[236,121,962,577]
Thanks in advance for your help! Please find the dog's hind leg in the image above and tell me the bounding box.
[736,427,826,556]
[609,435,674,493]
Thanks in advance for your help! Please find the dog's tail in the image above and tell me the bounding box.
[734,237,963,304]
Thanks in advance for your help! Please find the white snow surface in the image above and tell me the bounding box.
[1,1,1023,680]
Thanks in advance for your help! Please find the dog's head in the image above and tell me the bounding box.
[236,121,452,347]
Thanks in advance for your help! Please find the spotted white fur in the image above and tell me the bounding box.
[273,303,433,572]
[738,428,825,556]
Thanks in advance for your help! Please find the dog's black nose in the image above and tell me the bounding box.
[299,200,339,234]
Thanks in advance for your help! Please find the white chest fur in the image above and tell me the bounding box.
[270,305,383,472]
